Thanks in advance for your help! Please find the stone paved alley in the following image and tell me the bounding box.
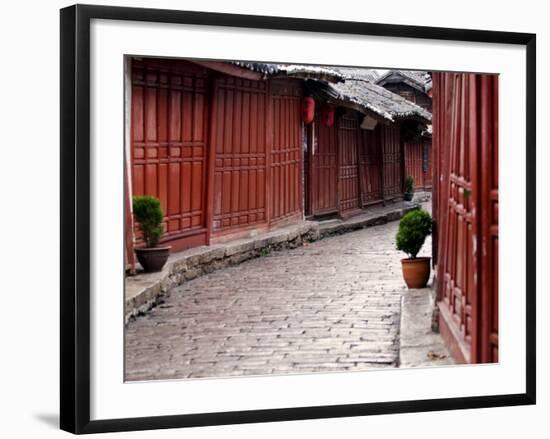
[125,209,442,381]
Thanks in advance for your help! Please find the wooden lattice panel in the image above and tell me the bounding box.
[131,59,208,250]
[311,113,338,215]
[270,80,303,222]
[212,77,268,232]
[381,124,403,199]
[359,127,383,205]
[338,113,361,213]
[433,72,499,364]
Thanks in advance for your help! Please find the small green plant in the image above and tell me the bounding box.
[259,246,272,257]
[132,195,165,248]
[404,175,414,194]
[396,209,433,259]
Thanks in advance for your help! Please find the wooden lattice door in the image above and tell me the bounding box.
[359,128,383,205]
[381,124,403,199]
[433,72,499,364]
[210,77,269,236]
[338,112,361,214]
[311,112,338,216]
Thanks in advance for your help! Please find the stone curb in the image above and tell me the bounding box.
[398,284,455,368]
[318,203,418,239]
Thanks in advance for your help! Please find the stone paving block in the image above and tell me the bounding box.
[125,201,442,381]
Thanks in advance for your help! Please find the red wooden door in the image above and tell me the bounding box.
[381,124,403,199]
[131,58,209,252]
[404,141,425,189]
[271,80,303,223]
[359,128,383,205]
[311,112,338,215]
[211,77,268,236]
[433,72,499,364]
[338,112,361,214]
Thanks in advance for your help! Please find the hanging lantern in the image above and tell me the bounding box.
[302,97,315,124]
[321,104,335,127]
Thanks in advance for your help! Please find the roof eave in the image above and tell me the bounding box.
[393,114,432,125]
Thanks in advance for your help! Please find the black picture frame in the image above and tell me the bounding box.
[60,4,536,434]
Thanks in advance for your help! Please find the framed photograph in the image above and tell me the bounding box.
[60,4,536,434]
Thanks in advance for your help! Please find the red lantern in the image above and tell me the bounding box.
[302,97,315,124]
[321,105,335,127]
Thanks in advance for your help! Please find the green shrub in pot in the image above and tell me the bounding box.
[396,208,433,288]
[132,195,171,272]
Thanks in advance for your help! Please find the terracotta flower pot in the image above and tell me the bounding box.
[135,246,171,273]
[401,256,431,289]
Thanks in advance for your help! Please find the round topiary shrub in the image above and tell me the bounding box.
[132,195,165,248]
[396,208,433,259]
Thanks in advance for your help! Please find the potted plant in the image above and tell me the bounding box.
[132,195,171,272]
[396,208,433,288]
[403,175,414,201]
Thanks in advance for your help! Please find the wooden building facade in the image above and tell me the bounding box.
[129,58,309,253]
[377,71,433,191]
[432,71,499,364]
[126,58,431,264]
[305,77,432,219]
[305,111,407,219]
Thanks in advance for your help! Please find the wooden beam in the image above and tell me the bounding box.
[190,60,264,81]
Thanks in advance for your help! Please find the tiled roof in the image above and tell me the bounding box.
[309,79,432,123]
[333,67,380,83]
[232,62,431,123]
[231,62,345,83]
[376,70,432,94]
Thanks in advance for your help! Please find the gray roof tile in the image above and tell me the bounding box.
[231,62,345,83]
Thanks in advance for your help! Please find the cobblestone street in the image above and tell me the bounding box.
[125,215,432,381]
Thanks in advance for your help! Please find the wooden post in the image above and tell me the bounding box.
[205,74,218,245]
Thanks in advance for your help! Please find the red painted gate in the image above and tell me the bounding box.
[404,141,424,189]
[131,59,209,252]
[338,112,361,214]
[359,127,383,205]
[404,140,433,190]
[270,80,303,224]
[211,77,269,238]
[432,72,499,364]
[381,124,404,199]
[311,112,338,216]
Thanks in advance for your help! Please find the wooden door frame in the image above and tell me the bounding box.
[336,110,362,216]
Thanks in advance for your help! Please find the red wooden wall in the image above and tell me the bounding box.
[130,58,305,252]
[432,72,499,364]
[131,59,209,252]
[271,80,303,223]
[311,112,339,216]
[338,112,361,214]
[359,128,383,205]
[211,77,268,235]
[404,141,424,189]
[309,111,406,218]
[380,124,404,200]
[130,58,421,261]
[404,140,432,190]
